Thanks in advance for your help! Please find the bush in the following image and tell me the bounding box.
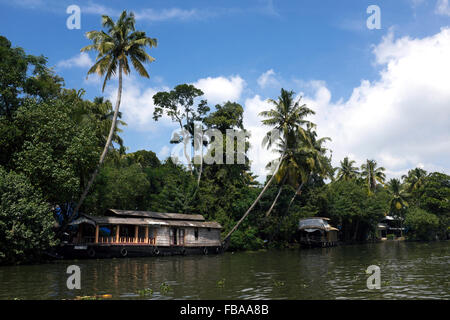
[0,167,57,264]
[228,227,264,251]
[405,207,439,241]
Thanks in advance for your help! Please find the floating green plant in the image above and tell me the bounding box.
[160,282,172,294]
[137,288,153,296]
[273,280,285,287]
[217,278,226,288]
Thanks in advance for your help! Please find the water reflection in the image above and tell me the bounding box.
[0,241,448,300]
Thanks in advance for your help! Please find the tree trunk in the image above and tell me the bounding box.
[265,174,287,217]
[183,130,193,173]
[68,64,123,223]
[287,174,309,212]
[222,154,285,246]
[197,130,204,186]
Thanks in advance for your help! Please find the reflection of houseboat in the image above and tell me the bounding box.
[377,215,405,240]
[60,209,223,259]
[298,217,339,247]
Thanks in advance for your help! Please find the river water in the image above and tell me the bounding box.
[0,241,448,300]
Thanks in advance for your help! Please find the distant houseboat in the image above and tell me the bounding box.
[298,217,339,247]
[377,215,405,240]
[59,209,223,259]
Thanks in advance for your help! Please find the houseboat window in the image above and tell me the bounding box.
[194,228,198,240]
[170,228,177,245]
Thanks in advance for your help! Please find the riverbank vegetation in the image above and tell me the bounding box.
[1,18,449,264]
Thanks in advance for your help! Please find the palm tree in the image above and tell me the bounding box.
[260,90,316,216]
[263,123,332,216]
[223,89,314,245]
[387,178,409,237]
[285,127,332,212]
[69,10,157,223]
[402,168,427,193]
[361,159,386,193]
[336,157,359,181]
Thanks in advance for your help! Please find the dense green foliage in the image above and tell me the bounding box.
[0,167,56,264]
[0,36,63,119]
[0,34,448,264]
[405,207,439,241]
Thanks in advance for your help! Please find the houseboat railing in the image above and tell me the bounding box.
[73,236,156,245]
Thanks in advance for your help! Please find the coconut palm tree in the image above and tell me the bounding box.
[361,159,386,194]
[263,122,332,216]
[402,168,427,193]
[68,10,157,223]
[285,128,332,212]
[260,90,316,216]
[260,89,314,152]
[336,157,359,181]
[387,178,409,237]
[223,89,314,245]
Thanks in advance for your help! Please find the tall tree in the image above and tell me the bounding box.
[361,159,386,194]
[223,89,314,244]
[153,84,210,177]
[336,157,359,181]
[387,178,409,237]
[402,168,427,193]
[285,127,332,212]
[69,10,157,222]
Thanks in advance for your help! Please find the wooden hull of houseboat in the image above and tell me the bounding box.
[58,243,223,259]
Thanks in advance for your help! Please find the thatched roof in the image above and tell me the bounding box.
[106,209,205,222]
[298,218,338,232]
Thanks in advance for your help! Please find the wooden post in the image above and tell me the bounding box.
[134,225,138,243]
[115,225,120,243]
[145,226,149,244]
[95,225,99,243]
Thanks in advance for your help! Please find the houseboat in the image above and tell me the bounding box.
[377,215,405,240]
[298,217,339,247]
[59,209,223,259]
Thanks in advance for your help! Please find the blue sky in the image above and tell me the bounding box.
[1,0,450,180]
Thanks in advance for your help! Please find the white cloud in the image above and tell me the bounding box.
[57,53,93,69]
[298,28,450,179]
[193,75,246,105]
[257,69,279,89]
[82,2,119,16]
[105,76,173,131]
[101,74,245,133]
[135,8,199,22]
[243,95,280,181]
[158,145,171,159]
[410,0,427,7]
[435,0,450,16]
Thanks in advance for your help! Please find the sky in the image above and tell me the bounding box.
[1,0,449,181]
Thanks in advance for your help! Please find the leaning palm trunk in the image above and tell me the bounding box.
[222,154,285,247]
[286,174,309,212]
[69,66,123,223]
[265,174,287,217]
